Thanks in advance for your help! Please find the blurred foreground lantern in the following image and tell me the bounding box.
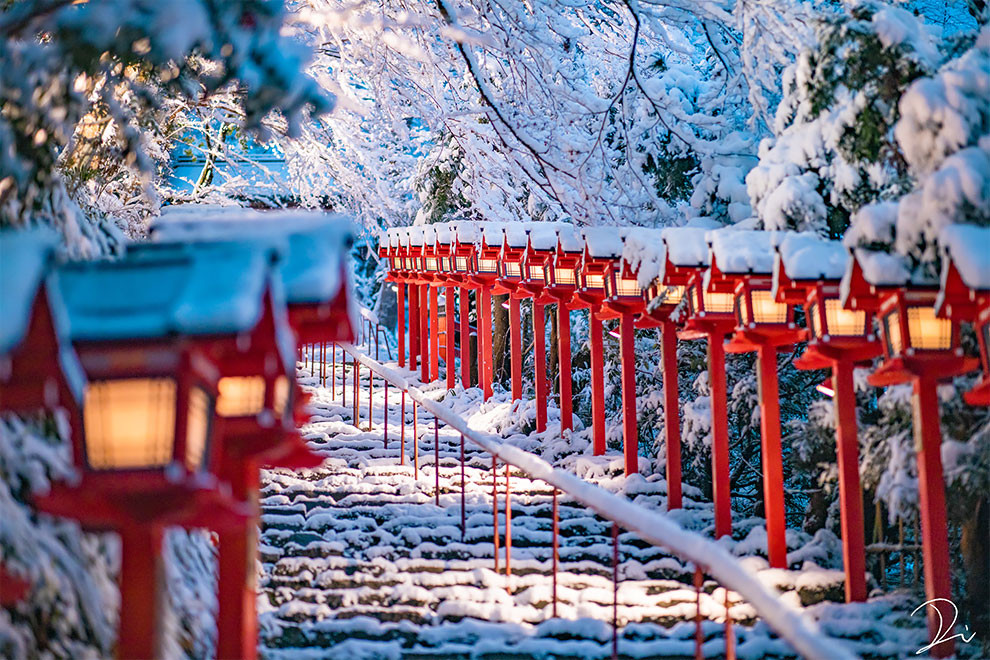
[576,227,626,456]
[845,246,978,658]
[37,242,262,660]
[664,224,735,538]
[150,209,356,660]
[936,224,990,406]
[713,230,803,569]
[775,233,877,602]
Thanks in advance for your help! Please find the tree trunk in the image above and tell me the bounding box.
[961,498,989,640]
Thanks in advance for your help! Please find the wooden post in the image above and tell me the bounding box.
[557,304,573,431]
[590,308,606,455]
[413,402,419,479]
[383,381,389,449]
[460,288,472,389]
[552,487,559,618]
[534,302,548,433]
[661,321,682,509]
[117,525,162,660]
[353,358,360,427]
[397,284,405,368]
[832,359,867,602]
[757,344,787,569]
[216,467,259,660]
[505,463,512,581]
[409,284,419,371]
[434,416,440,506]
[400,391,406,465]
[481,287,494,400]
[492,455,499,573]
[620,313,638,476]
[724,587,735,660]
[509,296,522,401]
[913,375,955,658]
[693,566,703,660]
[430,286,440,382]
[708,335,732,538]
[460,433,466,540]
[420,284,430,382]
[446,285,456,390]
[612,522,619,660]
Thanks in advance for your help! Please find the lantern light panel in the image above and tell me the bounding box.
[84,378,181,470]
[216,376,267,417]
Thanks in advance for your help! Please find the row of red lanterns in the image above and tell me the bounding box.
[0,212,355,660]
[380,221,987,659]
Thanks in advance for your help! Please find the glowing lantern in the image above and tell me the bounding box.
[544,224,585,432]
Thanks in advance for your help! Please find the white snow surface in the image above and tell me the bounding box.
[0,229,58,354]
[622,228,666,288]
[940,223,990,290]
[661,227,711,267]
[708,230,775,275]
[581,227,625,258]
[775,233,848,281]
[556,224,584,253]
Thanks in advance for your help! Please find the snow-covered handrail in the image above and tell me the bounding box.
[338,343,854,660]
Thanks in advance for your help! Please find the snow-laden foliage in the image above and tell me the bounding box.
[290,0,820,229]
[0,0,332,253]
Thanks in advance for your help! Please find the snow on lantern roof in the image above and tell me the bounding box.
[503,223,532,249]
[940,223,990,291]
[407,226,425,247]
[450,221,481,245]
[529,223,569,251]
[434,224,453,245]
[850,248,912,287]
[581,226,625,258]
[661,227,711,267]
[422,225,437,245]
[775,233,848,281]
[0,228,58,354]
[622,228,666,288]
[556,224,584,253]
[59,241,276,342]
[393,227,412,247]
[708,229,775,275]
[480,222,509,248]
[149,207,353,305]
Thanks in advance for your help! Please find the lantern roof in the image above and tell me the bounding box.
[660,226,711,268]
[423,224,453,246]
[0,228,86,403]
[503,222,533,249]
[58,241,277,342]
[406,226,425,247]
[939,223,990,293]
[150,207,353,306]
[775,233,847,282]
[581,226,626,258]
[0,228,61,354]
[556,224,584,253]
[450,220,481,245]
[622,227,665,288]
[527,223,573,251]
[480,222,509,249]
[707,229,775,276]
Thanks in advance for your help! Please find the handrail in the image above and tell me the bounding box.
[338,342,853,660]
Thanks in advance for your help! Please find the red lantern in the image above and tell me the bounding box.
[544,224,584,433]
[846,247,978,658]
[663,225,734,539]
[774,233,877,602]
[936,224,990,405]
[470,223,508,399]
[498,225,532,401]
[382,228,408,369]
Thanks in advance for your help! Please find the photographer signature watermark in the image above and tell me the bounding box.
[911,598,976,655]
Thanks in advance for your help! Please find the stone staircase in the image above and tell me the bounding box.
[255,362,931,659]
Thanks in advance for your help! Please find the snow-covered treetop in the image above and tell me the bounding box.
[581,227,626,259]
[661,227,711,268]
[939,223,990,291]
[0,228,59,354]
[150,207,352,305]
[708,230,775,275]
[58,241,276,341]
[775,232,848,281]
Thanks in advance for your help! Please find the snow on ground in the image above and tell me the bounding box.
[254,340,936,659]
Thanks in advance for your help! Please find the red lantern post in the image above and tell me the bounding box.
[713,231,804,569]
[544,225,584,432]
[498,225,531,402]
[382,228,407,368]
[470,224,509,400]
[520,225,563,433]
[663,226,735,538]
[450,221,481,390]
[775,233,879,600]
[845,248,978,657]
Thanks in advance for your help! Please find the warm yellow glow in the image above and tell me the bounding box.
[750,290,789,324]
[703,291,735,314]
[84,378,176,470]
[584,273,604,290]
[185,387,210,471]
[659,285,684,306]
[907,306,952,350]
[824,299,866,336]
[528,264,545,282]
[478,257,498,273]
[456,256,469,271]
[808,302,820,338]
[554,267,576,285]
[883,311,903,356]
[617,278,640,297]
[504,262,521,278]
[426,257,438,271]
[273,376,289,417]
[216,376,265,417]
